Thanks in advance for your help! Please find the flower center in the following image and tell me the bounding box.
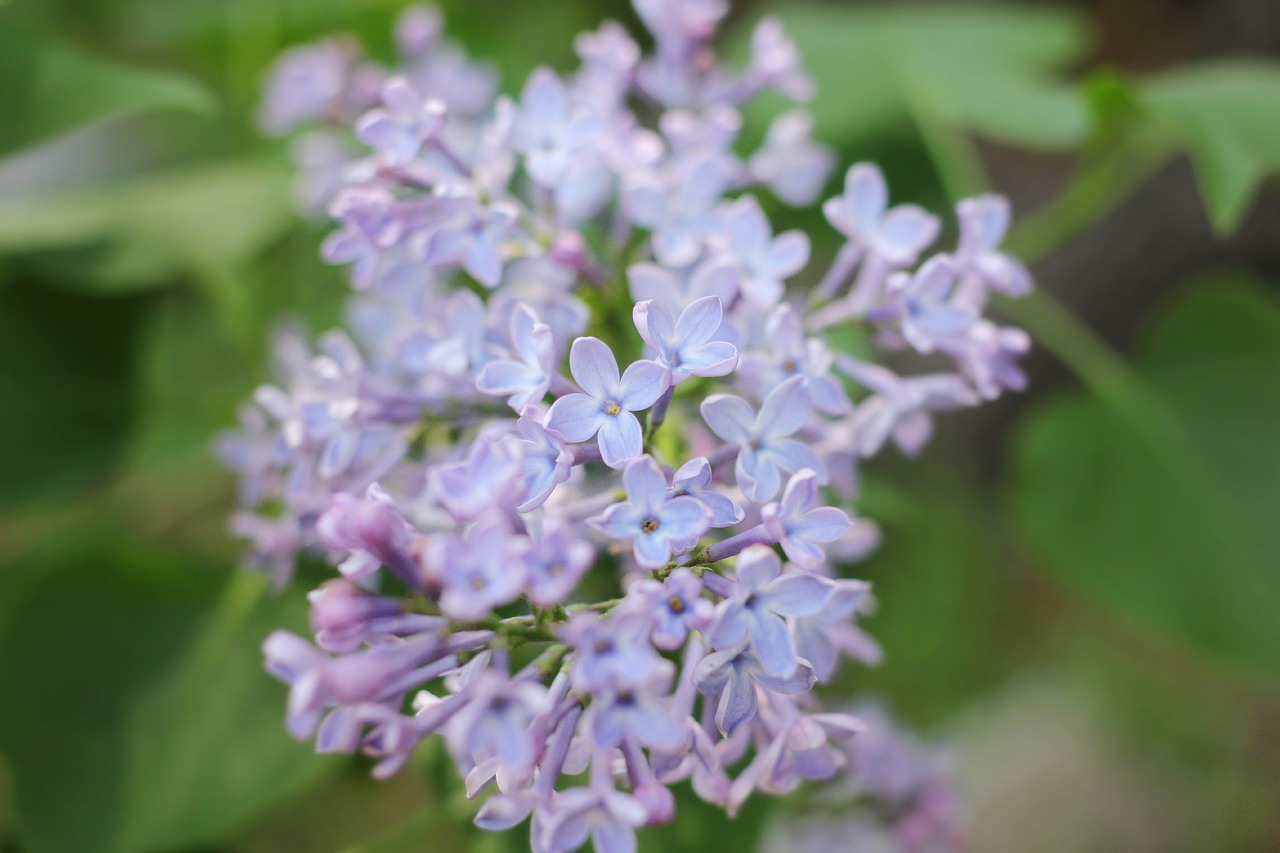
[470,576,487,591]
[641,517,659,533]
[547,562,563,576]
[667,596,685,614]
[604,401,622,416]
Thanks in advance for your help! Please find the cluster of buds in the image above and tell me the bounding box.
[222,2,1030,851]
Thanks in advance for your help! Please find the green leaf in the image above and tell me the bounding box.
[1009,276,1280,677]
[1137,60,1280,234]
[0,538,334,853]
[747,5,1092,148]
[0,281,152,511]
[0,158,294,288]
[0,33,216,157]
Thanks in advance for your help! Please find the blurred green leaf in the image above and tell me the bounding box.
[0,158,293,290]
[1010,276,1280,677]
[749,5,1091,148]
[0,281,151,511]
[0,34,216,157]
[1138,60,1280,234]
[0,540,333,853]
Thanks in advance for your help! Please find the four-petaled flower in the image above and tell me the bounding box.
[589,456,713,569]
[700,375,822,502]
[633,295,738,385]
[544,337,669,469]
[761,468,853,570]
[708,545,833,676]
[823,162,939,267]
[476,304,555,411]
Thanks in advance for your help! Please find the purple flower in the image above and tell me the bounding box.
[823,163,939,267]
[588,456,712,569]
[746,17,814,101]
[839,359,977,457]
[712,196,809,307]
[476,304,555,411]
[539,785,648,853]
[738,304,850,416]
[761,469,853,571]
[748,109,834,207]
[624,155,734,267]
[308,579,437,654]
[793,581,879,680]
[316,484,420,584]
[426,200,518,288]
[633,295,738,385]
[626,569,714,650]
[524,520,595,607]
[543,338,670,469]
[670,456,743,530]
[513,414,574,512]
[511,68,604,190]
[626,260,739,313]
[707,545,833,676]
[562,611,671,692]
[587,681,688,752]
[886,256,977,354]
[954,194,1031,298]
[426,516,528,621]
[430,434,523,522]
[448,672,551,773]
[700,375,822,502]
[693,644,816,736]
[943,320,1030,400]
[356,77,446,166]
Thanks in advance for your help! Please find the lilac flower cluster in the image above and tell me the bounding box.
[223,3,1031,850]
[761,704,967,853]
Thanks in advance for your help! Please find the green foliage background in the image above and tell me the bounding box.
[1,0,1279,851]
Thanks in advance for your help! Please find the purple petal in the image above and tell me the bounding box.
[569,336,621,398]
[658,496,712,542]
[674,295,723,348]
[634,299,676,355]
[680,341,738,378]
[756,376,811,438]
[623,456,669,515]
[765,439,824,479]
[634,531,672,569]
[597,411,643,469]
[701,394,755,445]
[708,602,748,650]
[768,230,810,278]
[736,447,780,502]
[735,545,782,591]
[763,573,831,617]
[791,507,852,543]
[717,671,757,735]
[588,502,646,539]
[844,163,887,232]
[748,611,798,677]
[618,359,669,410]
[544,393,604,442]
[875,205,940,264]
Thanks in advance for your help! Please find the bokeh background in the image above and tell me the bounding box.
[2,0,1279,851]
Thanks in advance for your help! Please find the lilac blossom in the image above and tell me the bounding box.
[633,296,738,384]
[588,455,712,569]
[824,163,940,267]
[701,376,822,502]
[356,77,446,167]
[544,338,669,469]
[761,469,854,570]
[476,303,555,411]
[707,545,833,676]
[231,4,1038,848]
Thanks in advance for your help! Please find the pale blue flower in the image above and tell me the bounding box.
[588,455,712,569]
[761,469,853,570]
[633,295,738,385]
[824,163,939,266]
[700,375,822,502]
[476,303,555,411]
[544,338,669,469]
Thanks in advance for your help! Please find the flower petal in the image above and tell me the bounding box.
[544,393,604,442]
[569,336,620,398]
[597,410,643,469]
[701,394,756,445]
[618,359,670,410]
